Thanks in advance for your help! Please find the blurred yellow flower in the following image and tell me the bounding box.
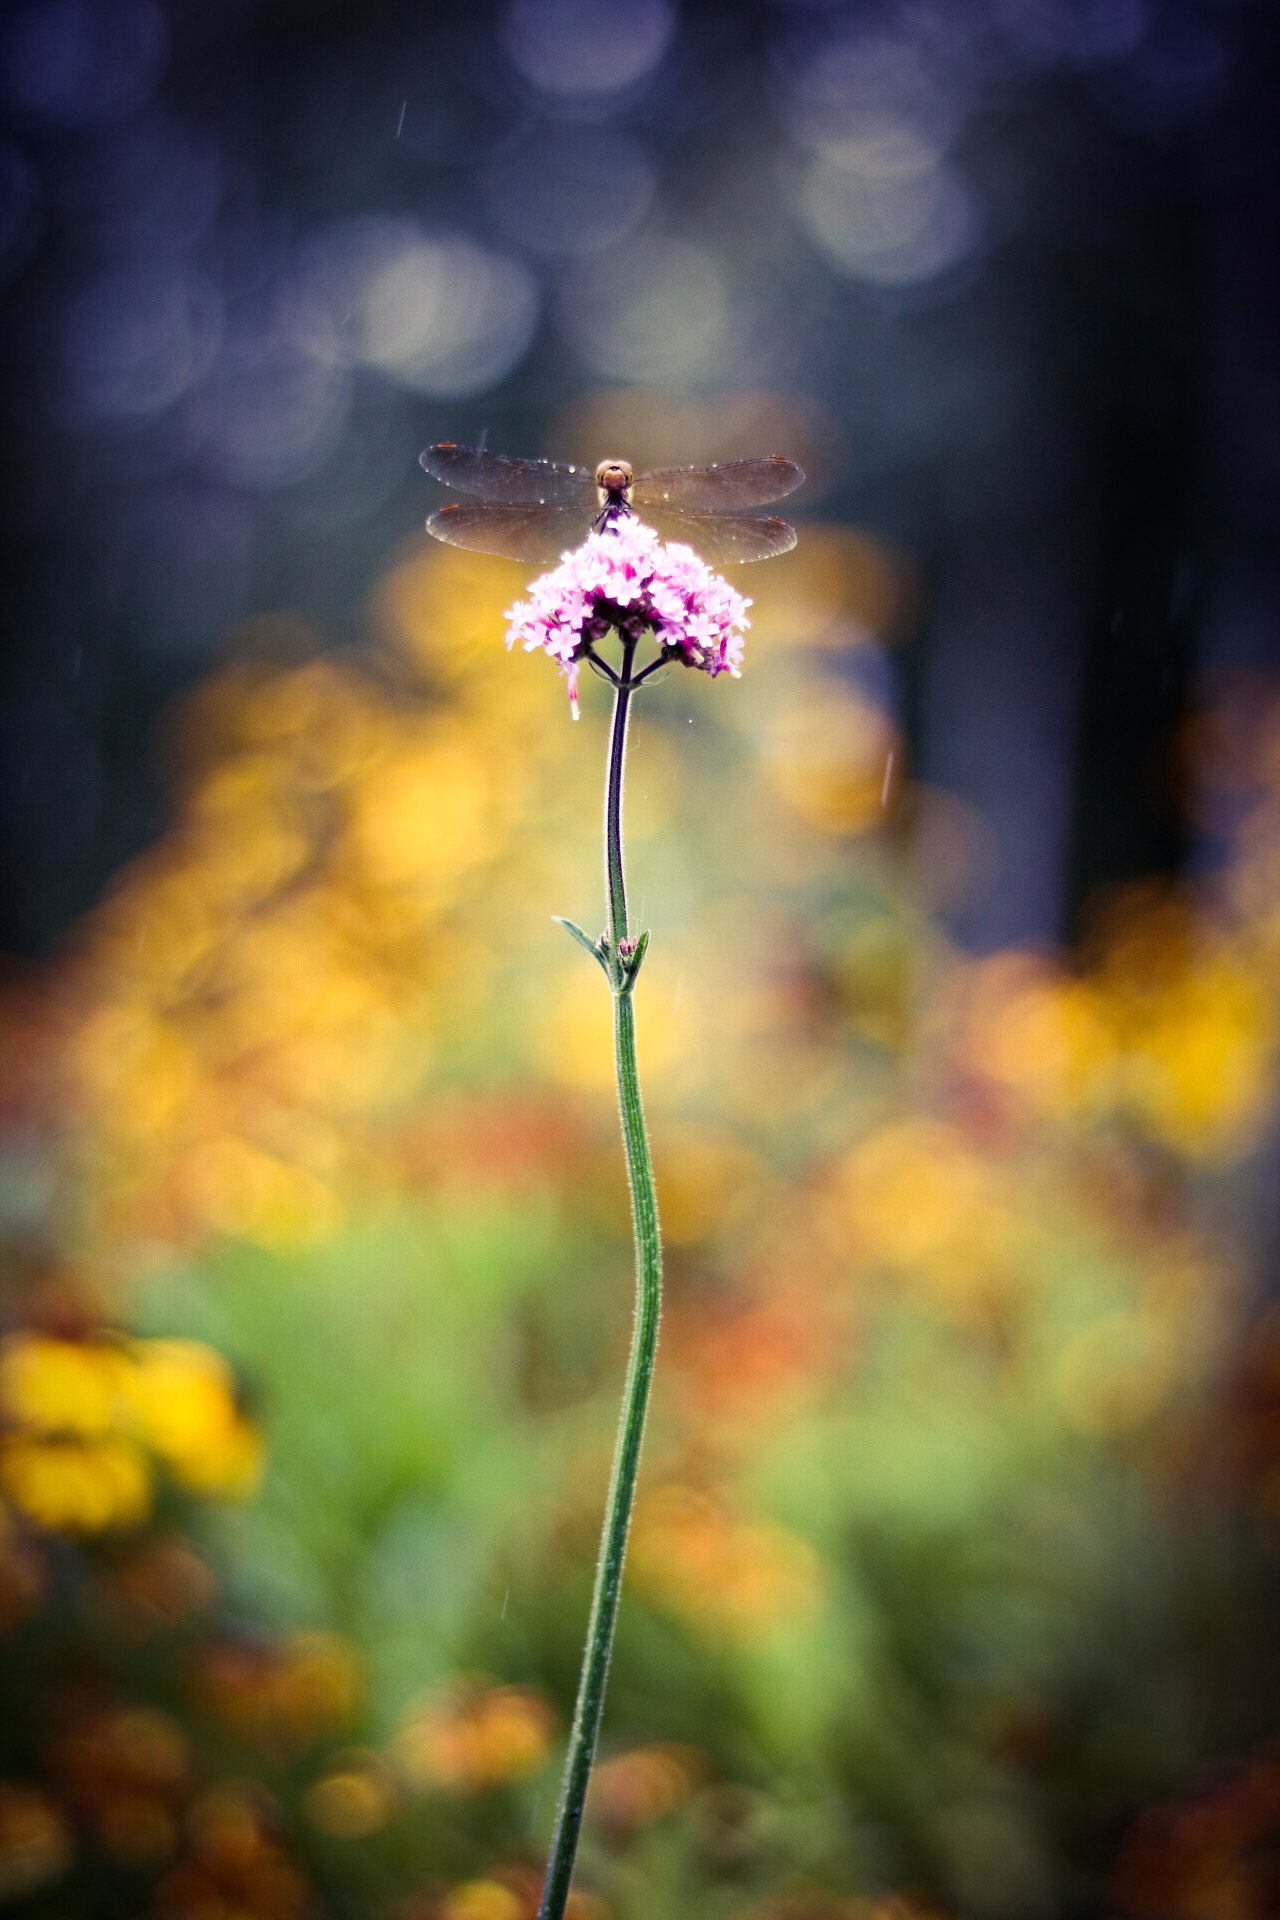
[70,1007,200,1144]
[987,976,1112,1117]
[184,757,314,900]
[1112,955,1275,1157]
[215,654,385,786]
[761,681,895,837]
[303,1752,397,1839]
[650,1124,764,1248]
[744,525,911,655]
[377,545,529,695]
[345,731,500,897]
[535,968,618,1095]
[833,1119,1023,1317]
[439,1880,526,1920]
[1054,1312,1179,1437]
[52,587,564,1250]
[433,1876,606,1920]
[0,1332,261,1529]
[537,952,692,1095]
[121,1340,263,1497]
[839,1121,990,1264]
[1,1434,151,1533]
[0,1333,128,1437]
[939,955,1113,1121]
[269,1631,362,1744]
[182,1135,343,1249]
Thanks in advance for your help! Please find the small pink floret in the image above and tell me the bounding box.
[503,518,750,711]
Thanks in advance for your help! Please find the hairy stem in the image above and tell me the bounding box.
[603,637,636,953]
[538,639,662,1920]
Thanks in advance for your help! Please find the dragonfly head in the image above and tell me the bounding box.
[595,458,633,503]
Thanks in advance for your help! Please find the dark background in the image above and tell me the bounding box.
[0,0,1276,956]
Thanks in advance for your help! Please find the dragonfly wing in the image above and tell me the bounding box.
[426,502,593,564]
[637,508,798,565]
[420,443,598,506]
[633,456,805,512]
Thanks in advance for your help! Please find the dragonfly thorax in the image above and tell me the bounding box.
[594,458,633,504]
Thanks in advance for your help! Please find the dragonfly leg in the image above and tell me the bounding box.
[591,500,633,535]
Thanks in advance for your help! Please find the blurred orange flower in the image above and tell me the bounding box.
[151,1784,313,1920]
[1111,1745,1280,1919]
[392,1681,556,1793]
[48,1700,189,1867]
[588,1742,706,1831]
[630,1486,825,1639]
[0,1782,73,1902]
[191,1630,360,1752]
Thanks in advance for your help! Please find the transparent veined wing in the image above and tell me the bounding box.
[426,502,594,564]
[634,508,798,564]
[632,456,805,513]
[420,443,598,507]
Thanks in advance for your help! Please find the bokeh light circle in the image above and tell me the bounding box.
[777,28,964,155]
[558,234,732,385]
[0,0,166,125]
[502,0,674,100]
[59,113,221,257]
[484,123,655,256]
[59,264,221,421]
[189,332,351,491]
[1091,10,1235,134]
[285,218,539,398]
[361,236,538,396]
[799,128,981,288]
[991,0,1152,67]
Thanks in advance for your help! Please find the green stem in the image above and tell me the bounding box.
[538,642,662,1920]
[604,637,636,954]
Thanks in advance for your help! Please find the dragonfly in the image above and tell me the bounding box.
[419,443,805,566]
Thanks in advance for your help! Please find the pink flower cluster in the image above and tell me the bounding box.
[504,517,750,715]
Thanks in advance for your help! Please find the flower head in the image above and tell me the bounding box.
[504,518,750,715]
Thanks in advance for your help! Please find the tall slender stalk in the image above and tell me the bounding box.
[604,639,636,954]
[537,637,663,1920]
